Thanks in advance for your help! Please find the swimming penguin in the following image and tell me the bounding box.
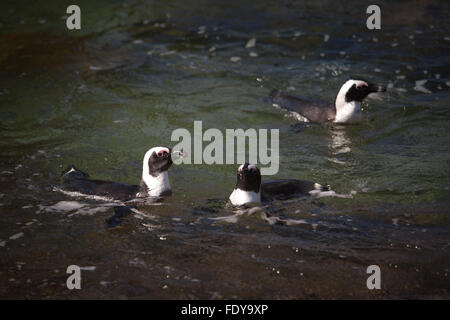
[270,78,386,124]
[60,146,174,201]
[228,163,330,206]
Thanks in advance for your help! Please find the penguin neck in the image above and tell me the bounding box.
[334,100,361,123]
[141,171,171,197]
[229,188,261,206]
[334,82,362,123]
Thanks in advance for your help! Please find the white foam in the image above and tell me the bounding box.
[211,206,265,223]
[414,79,432,94]
[263,214,308,226]
[285,219,308,226]
[210,211,245,223]
[129,207,159,221]
[245,38,256,48]
[46,201,86,212]
[287,111,309,122]
[80,266,96,271]
[44,190,121,216]
[197,25,206,34]
[160,50,176,56]
[9,232,24,240]
[53,187,160,223]
[53,186,119,204]
[309,189,357,199]
[89,65,103,71]
[327,158,346,165]
[68,206,111,217]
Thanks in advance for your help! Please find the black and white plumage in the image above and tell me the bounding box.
[270,78,386,124]
[60,146,173,201]
[228,163,329,206]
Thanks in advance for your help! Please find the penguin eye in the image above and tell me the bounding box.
[355,82,368,90]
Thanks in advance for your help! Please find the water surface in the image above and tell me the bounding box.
[0,0,449,299]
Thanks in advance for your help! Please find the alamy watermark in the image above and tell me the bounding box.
[67,5,381,31]
[66,265,81,289]
[366,5,381,30]
[366,265,381,290]
[66,5,81,30]
[171,121,279,175]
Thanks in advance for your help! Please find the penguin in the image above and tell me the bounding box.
[270,78,386,124]
[60,146,173,201]
[228,163,329,206]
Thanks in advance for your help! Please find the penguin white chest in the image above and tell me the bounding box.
[229,189,261,206]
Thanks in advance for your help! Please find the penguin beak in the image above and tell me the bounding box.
[171,147,185,161]
[369,83,386,93]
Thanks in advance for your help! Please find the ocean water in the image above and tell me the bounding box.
[0,0,449,299]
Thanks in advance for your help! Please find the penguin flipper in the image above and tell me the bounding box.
[61,165,89,179]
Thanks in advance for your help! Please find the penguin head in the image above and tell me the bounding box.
[235,163,261,193]
[341,78,386,103]
[143,146,173,177]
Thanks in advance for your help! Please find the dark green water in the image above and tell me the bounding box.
[0,0,449,299]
